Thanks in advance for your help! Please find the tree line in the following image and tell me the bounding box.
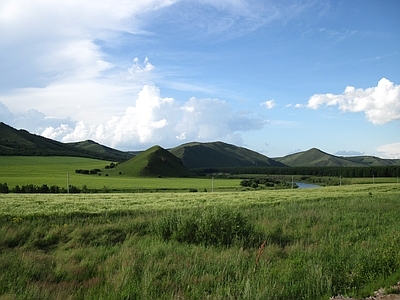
[194,166,400,178]
[0,183,81,194]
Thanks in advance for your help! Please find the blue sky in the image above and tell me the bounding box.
[0,0,399,158]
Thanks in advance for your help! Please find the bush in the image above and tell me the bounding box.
[156,207,263,248]
[0,183,9,193]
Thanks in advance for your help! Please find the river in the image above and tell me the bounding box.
[295,182,321,189]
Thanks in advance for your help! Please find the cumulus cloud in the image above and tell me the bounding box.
[60,85,176,148]
[377,142,400,159]
[0,0,299,150]
[261,100,276,109]
[0,106,75,136]
[34,85,266,150]
[307,78,400,125]
[0,101,14,123]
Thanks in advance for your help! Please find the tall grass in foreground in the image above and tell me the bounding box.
[0,185,399,299]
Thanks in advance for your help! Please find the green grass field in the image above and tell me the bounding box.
[1,184,400,299]
[1,156,400,299]
[0,156,240,192]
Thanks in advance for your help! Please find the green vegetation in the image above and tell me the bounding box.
[240,177,295,189]
[2,122,399,171]
[66,140,133,161]
[200,166,400,181]
[2,123,400,298]
[0,122,131,161]
[170,141,286,168]
[114,145,193,177]
[275,148,400,167]
[0,156,240,192]
[0,184,399,299]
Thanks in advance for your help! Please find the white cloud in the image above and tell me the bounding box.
[307,78,400,125]
[0,101,14,123]
[60,85,176,148]
[0,0,307,151]
[176,97,263,144]
[335,150,365,156]
[42,124,72,140]
[129,57,155,77]
[377,142,400,159]
[31,85,266,150]
[261,100,276,109]
[0,0,176,84]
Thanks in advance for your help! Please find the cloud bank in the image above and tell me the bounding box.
[0,0,274,150]
[22,85,266,150]
[377,142,400,159]
[307,78,400,125]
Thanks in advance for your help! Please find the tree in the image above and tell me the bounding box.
[0,183,9,193]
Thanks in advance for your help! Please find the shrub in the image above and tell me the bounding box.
[156,207,263,248]
[0,183,9,193]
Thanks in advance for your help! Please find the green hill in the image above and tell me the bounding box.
[66,140,133,161]
[0,122,131,162]
[169,141,286,169]
[343,155,400,166]
[275,148,366,167]
[115,145,192,177]
[276,148,400,167]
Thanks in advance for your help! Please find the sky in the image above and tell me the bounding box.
[0,0,399,158]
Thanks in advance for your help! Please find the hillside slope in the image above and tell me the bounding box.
[170,141,286,169]
[115,145,192,177]
[343,155,400,166]
[275,148,366,167]
[67,140,133,161]
[0,122,130,162]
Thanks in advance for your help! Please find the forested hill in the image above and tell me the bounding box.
[113,145,192,177]
[169,141,286,169]
[1,122,399,168]
[0,122,130,162]
[275,148,400,167]
[66,140,133,161]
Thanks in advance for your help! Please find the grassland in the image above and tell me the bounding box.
[1,184,400,299]
[0,156,240,192]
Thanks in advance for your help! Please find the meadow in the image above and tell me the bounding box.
[1,184,400,299]
[0,156,240,192]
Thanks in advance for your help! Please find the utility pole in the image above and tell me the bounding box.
[67,173,70,194]
[212,176,214,192]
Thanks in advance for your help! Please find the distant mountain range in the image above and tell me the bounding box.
[274,148,400,167]
[1,122,399,175]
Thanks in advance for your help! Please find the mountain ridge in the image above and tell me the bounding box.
[0,122,131,162]
[169,141,286,169]
[275,147,400,167]
[1,122,399,168]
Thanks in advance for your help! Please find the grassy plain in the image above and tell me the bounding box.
[0,156,239,191]
[1,184,400,299]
